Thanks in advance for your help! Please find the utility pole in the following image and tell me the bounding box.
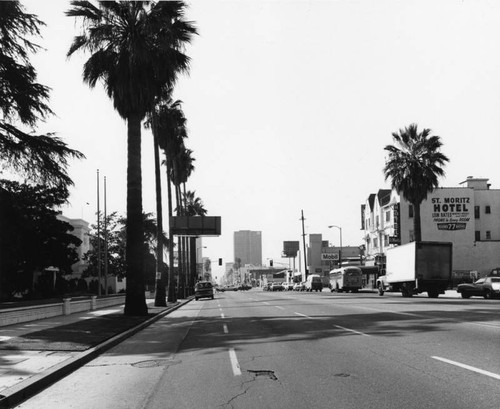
[104,176,108,295]
[301,210,308,279]
[97,169,101,296]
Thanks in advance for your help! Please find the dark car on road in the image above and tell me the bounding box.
[271,282,284,291]
[195,281,214,300]
[457,277,500,299]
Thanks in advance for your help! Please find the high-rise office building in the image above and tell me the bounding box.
[233,230,262,266]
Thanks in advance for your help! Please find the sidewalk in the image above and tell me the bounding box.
[0,297,192,408]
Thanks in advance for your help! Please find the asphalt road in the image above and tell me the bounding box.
[15,290,500,409]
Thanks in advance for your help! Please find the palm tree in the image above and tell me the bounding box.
[172,145,195,297]
[152,96,188,302]
[384,124,449,242]
[183,190,207,293]
[0,1,83,189]
[66,1,196,315]
[183,190,207,217]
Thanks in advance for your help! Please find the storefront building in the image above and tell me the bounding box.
[361,176,500,277]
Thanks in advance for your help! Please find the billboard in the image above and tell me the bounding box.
[283,241,300,257]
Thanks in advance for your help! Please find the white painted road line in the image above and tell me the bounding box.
[263,301,270,305]
[465,322,500,330]
[333,324,370,337]
[432,356,500,381]
[223,324,228,334]
[294,312,310,318]
[229,348,242,376]
[275,306,284,310]
[220,313,225,319]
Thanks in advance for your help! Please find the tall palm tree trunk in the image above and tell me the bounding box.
[166,161,176,303]
[124,114,148,316]
[413,202,422,242]
[175,183,185,298]
[153,129,166,306]
[183,183,192,295]
[189,236,197,291]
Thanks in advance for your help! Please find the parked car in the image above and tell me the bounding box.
[305,274,323,292]
[219,285,238,292]
[271,282,284,291]
[293,282,306,291]
[456,277,500,299]
[195,281,214,301]
[283,282,294,291]
[263,283,272,291]
[487,268,500,277]
[238,284,252,291]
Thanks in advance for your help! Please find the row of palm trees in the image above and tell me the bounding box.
[66,1,201,315]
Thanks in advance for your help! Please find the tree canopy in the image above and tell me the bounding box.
[384,124,449,241]
[0,1,84,189]
[0,180,81,300]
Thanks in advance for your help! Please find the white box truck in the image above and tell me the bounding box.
[377,241,452,298]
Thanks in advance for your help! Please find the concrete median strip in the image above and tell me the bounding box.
[0,298,192,409]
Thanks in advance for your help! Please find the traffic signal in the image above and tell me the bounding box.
[218,258,222,266]
[269,259,273,267]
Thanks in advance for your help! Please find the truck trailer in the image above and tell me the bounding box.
[377,241,452,298]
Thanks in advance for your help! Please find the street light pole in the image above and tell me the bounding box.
[96,169,101,296]
[301,210,308,278]
[328,225,342,268]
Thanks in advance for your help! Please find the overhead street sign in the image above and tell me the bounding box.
[170,216,221,236]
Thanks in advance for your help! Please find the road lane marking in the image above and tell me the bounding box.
[275,306,284,310]
[229,348,242,376]
[432,356,500,380]
[220,313,225,319]
[465,322,500,329]
[333,324,370,337]
[223,324,228,334]
[294,312,311,318]
[350,305,421,317]
[263,301,270,305]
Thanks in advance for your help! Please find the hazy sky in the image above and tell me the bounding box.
[21,0,500,277]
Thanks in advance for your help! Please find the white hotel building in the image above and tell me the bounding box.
[361,176,500,277]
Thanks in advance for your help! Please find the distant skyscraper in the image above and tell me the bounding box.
[234,230,262,266]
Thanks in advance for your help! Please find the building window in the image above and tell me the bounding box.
[475,231,481,241]
[385,210,391,222]
[373,237,378,248]
[486,231,491,240]
[384,234,389,247]
[475,206,480,219]
[409,205,414,218]
[485,205,491,214]
[376,216,380,228]
[409,230,415,242]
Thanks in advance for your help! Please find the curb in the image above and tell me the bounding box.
[0,297,193,409]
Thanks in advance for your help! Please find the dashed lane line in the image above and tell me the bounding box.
[229,348,242,376]
[223,324,228,334]
[333,324,370,337]
[293,312,369,336]
[432,356,500,381]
